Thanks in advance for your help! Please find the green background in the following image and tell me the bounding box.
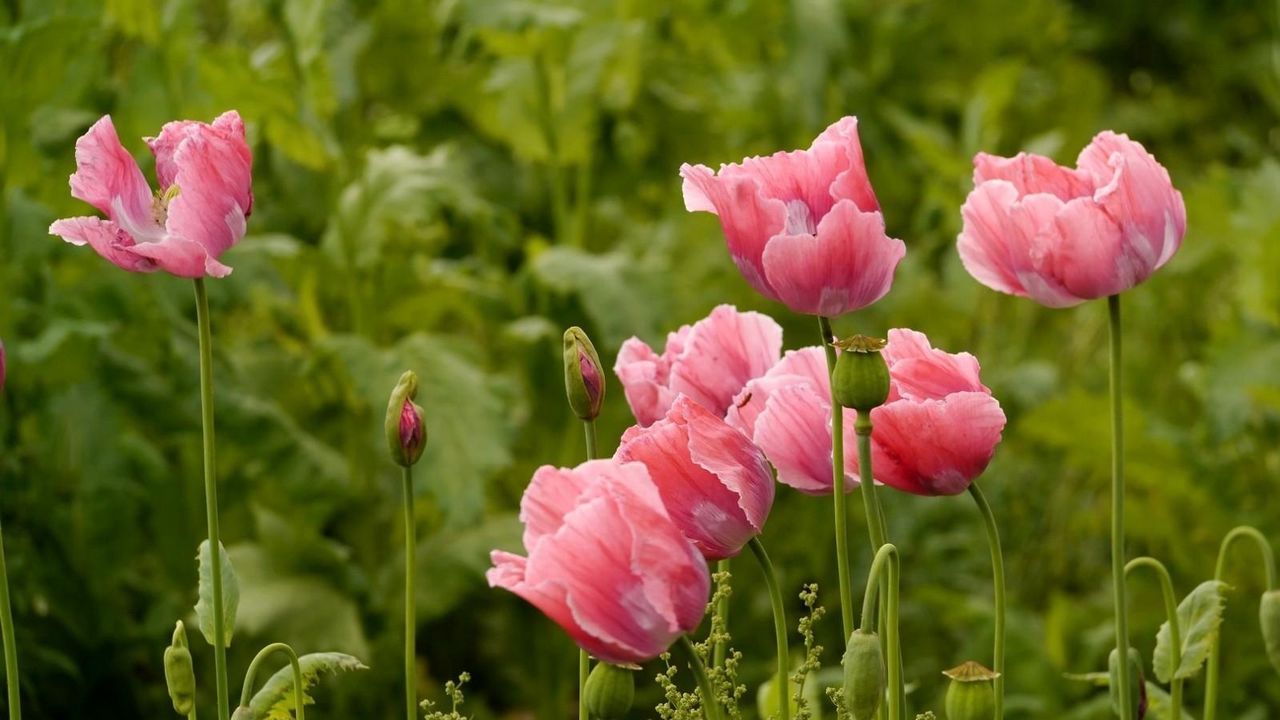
[1,0,1278,718]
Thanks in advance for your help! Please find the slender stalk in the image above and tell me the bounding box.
[1125,557,1181,720]
[818,317,855,639]
[193,278,230,720]
[968,483,1005,719]
[858,545,901,720]
[579,419,599,720]
[748,538,789,720]
[1107,294,1133,720]
[403,466,417,720]
[0,518,20,720]
[1203,526,1277,720]
[238,642,305,720]
[712,558,730,669]
[855,415,900,715]
[679,636,724,720]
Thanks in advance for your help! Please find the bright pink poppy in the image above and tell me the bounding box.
[616,396,774,560]
[957,131,1185,307]
[615,304,782,427]
[680,117,906,317]
[49,112,253,278]
[487,459,709,665]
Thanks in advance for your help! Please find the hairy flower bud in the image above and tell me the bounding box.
[386,371,426,467]
[943,661,998,720]
[164,621,197,715]
[564,327,605,420]
[584,662,635,719]
[843,629,885,720]
[1108,648,1147,720]
[831,336,890,413]
[1261,589,1280,675]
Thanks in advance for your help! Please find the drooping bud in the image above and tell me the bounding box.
[164,621,197,715]
[1260,589,1280,675]
[386,371,426,467]
[583,662,635,719]
[564,327,605,420]
[831,335,890,413]
[843,629,886,720]
[1108,648,1147,720]
[942,661,998,720]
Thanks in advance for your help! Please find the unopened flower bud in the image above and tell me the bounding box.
[1260,589,1280,675]
[164,621,197,715]
[831,336,890,413]
[843,629,885,720]
[942,661,998,720]
[584,662,635,719]
[564,327,605,420]
[1108,648,1147,720]
[386,371,426,467]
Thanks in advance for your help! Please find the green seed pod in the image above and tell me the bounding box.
[385,370,426,467]
[842,629,885,720]
[564,327,606,421]
[1108,648,1146,720]
[942,661,998,720]
[164,621,197,715]
[757,671,823,720]
[583,662,635,719]
[1260,589,1280,675]
[831,336,890,413]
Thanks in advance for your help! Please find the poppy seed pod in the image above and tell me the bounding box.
[1261,589,1280,675]
[164,621,197,715]
[842,629,885,720]
[831,335,890,413]
[942,661,998,720]
[386,371,426,467]
[584,662,636,719]
[1108,648,1147,720]
[564,327,605,421]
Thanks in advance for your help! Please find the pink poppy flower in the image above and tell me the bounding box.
[957,131,1185,307]
[487,459,709,665]
[680,117,906,317]
[615,396,774,560]
[615,304,782,427]
[49,112,253,278]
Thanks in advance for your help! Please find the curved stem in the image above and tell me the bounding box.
[403,466,417,720]
[857,545,901,720]
[679,636,724,720]
[855,416,899,715]
[748,538,790,720]
[819,317,855,640]
[194,278,230,720]
[0,518,20,720]
[1204,526,1277,720]
[968,483,1005,719]
[238,642,305,720]
[580,419,599,720]
[1107,294,1133,720]
[712,558,730,669]
[1125,557,1180,720]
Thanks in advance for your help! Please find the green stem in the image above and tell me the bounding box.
[968,483,1005,719]
[748,538,789,720]
[579,419,599,720]
[679,636,724,720]
[238,642,305,720]
[1203,526,1276,720]
[712,558,730,669]
[403,466,417,720]
[856,414,900,716]
[858,545,901,720]
[1125,557,1180,720]
[1107,295,1133,720]
[0,518,20,720]
[193,278,230,720]
[818,316,855,640]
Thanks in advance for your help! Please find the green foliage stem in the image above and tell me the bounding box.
[679,636,724,720]
[747,538,789,720]
[1108,294,1134,720]
[818,316,855,640]
[239,643,306,720]
[858,544,901,720]
[968,483,1005,719]
[580,418,598,720]
[0,517,19,720]
[404,465,418,720]
[1204,526,1277,720]
[1125,557,1181,720]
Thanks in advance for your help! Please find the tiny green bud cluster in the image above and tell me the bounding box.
[584,662,636,719]
[164,621,197,716]
[942,661,998,720]
[842,629,885,720]
[831,335,890,413]
[386,370,427,467]
[564,327,606,421]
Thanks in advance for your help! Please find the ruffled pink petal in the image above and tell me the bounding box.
[680,163,786,300]
[815,116,880,214]
[164,111,253,262]
[973,152,1093,202]
[868,393,1006,496]
[48,217,157,273]
[126,237,233,278]
[615,336,680,427]
[145,120,202,190]
[1042,197,1138,300]
[761,200,906,316]
[752,384,855,495]
[726,347,827,437]
[66,116,163,243]
[518,464,595,549]
[883,328,987,402]
[667,305,783,418]
[683,402,773,535]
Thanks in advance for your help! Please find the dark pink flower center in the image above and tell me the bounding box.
[783,200,817,235]
[399,400,423,451]
[579,351,603,406]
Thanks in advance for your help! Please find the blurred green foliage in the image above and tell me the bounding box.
[1,0,1279,718]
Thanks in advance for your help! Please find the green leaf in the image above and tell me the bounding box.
[247,651,368,720]
[195,540,240,648]
[1154,580,1229,682]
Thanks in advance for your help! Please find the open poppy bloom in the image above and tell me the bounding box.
[49,112,253,279]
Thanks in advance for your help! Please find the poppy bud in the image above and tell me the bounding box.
[843,629,885,720]
[164,621,197,715]
[1261,589,1280,675]
[1108,648,1147,720]
[831,336,890,413]
[564,327,605,420]
[942,661,998,720]
[386,371,426,467]
[583,662,635,719]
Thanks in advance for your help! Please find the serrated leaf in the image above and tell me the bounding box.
[1154,580,1228,682]
[195,540,240,648]
[247,652,367,720]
